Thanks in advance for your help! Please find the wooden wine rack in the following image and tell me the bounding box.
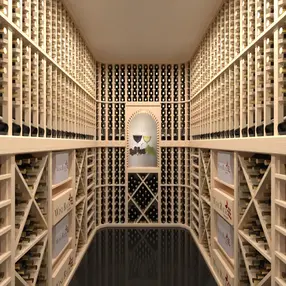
[15,153,49,285]
[96,63,191,142]
[272,154,286,286]
[86,148,95,239]
[0,0,95,139]
[2,148,98,286]
[95,147,126,225]
[186,149,276,286]
[190,0,286,140]
[160,148,191,225]
[200,149,211,256]
[0,156,14,286]
[1,0,286,285]
[1,142,286,286]
[75,149,86,257]
[190,148,200,239]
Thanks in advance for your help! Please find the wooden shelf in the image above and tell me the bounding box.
[0,0,95,140]
[239,230,271,262]
[0,0,285,285]
[276,199,286,209]
[0,174,10,181]
[214,237,234,266]
[275,173,286,181]
[0,226,11,237]
[0,251,10,265]
[52,248,74,285]
[276,225,286,237]
[0,277,11,286]
[15,230,48,262]
[212,248,234,286]
[52,237,72,267]
[52,176,72,190]
[275,277,286,286]
[214,177,235,190]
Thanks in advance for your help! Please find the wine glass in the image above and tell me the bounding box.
[133,135,142,144]
[143,136,151,144]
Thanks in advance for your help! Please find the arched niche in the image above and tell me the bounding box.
[128,112,158,168]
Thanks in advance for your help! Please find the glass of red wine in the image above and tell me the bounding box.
[133,135,142,144]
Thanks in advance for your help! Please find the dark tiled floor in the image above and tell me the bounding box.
[70,228,217,286]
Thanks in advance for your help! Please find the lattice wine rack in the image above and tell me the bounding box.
[190,148,200,238]
[272,154,286,286]
[161,148,191,225]
[237,153,272,285]
[75,149,86,257]
[96,63,191,141]
[0,0,95,140]
[7,148,98,286]
[190,0,286,140]
[95,147,126,225]
[15,153,49,285]
[2,125,286,286]
[86,148,96,239]
[0,156,13,285]
[1,0,286,285]
[128,173,158,224]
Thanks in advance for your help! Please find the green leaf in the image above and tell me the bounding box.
[145,145,156,157]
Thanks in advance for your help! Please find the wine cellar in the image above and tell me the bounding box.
[0,0,285,285]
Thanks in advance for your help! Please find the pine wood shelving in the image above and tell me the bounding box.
[0,0,95,140]
[96,64,191,142]
[190,0,286,140]
[160,148,191,225]
[8,148,97,286]
[0,156,13,286]
[1,0,286,285]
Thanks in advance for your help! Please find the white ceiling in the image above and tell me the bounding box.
[63,0,223,64]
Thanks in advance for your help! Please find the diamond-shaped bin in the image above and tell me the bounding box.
[239,201,271,260]
[15,235,47,285]
[16,201,48,261]
[239,235,271,285]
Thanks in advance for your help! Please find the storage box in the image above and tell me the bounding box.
[52,152,69,186]
[217,151,234,186]
[52,188,73,225]
[213,188,234,225]
[52,214,69,259]
[216,214,234,258]
[212,249,234,286]
[52,249,74,286]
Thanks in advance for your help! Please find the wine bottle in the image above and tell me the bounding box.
[278,116,286,135]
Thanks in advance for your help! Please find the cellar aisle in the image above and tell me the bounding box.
[70,228,216,286]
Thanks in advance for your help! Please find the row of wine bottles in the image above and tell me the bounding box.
[96,148,125,185]
[0,14,95,139]
[10,0,95,92]
[127,173,158,223]
[240,240,271,284]
[161,148,191,185]
[16,238,47,284]
[97,186,126,224]
[99,63,189,103]
[191,43,280,140]
[128,174,158,195]
[191,4,286,139]
[97,101,190,141]
[191,0,278,95]
[161,186,188,224]
[161,103,190,140]
[1,57,95,139]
